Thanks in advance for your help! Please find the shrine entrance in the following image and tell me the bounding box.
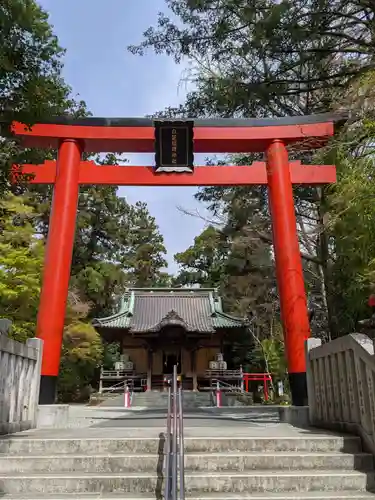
[163,351,181,375]
[12,114,339,406]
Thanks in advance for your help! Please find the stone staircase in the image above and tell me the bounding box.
[0,430,375,499]
[133,389,212,409]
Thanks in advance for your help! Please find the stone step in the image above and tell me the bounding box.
[133,391,212,408]
[2,494,375,500]
[0,470,373,495]
[186,436,362,454]
[0,436,362,455]
[0,452,372,473]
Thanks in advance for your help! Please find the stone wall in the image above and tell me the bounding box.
[306,333,375,454]
[0,335,43,435]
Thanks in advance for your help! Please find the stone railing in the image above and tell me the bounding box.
[306,333,375,454]
[0,335,43,435]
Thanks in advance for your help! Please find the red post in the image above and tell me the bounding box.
[216,381,222,407]
[266,140,310,406]
[37,139,82,404]
[263,374,269,402]
[124,385,131,408]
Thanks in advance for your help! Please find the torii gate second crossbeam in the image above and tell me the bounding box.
[12,114,339,406]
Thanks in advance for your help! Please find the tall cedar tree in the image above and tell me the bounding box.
[129,0,375,339]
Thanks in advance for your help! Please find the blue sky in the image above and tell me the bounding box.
[38,0,210,273]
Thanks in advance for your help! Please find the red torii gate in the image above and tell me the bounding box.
[12,114,338,406]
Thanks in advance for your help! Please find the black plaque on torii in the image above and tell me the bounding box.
[154,120,194,173]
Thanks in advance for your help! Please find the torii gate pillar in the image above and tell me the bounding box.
[37,139,82,403]
[267,140,310,405]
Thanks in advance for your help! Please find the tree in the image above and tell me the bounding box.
[29,163,168,318]
[129,0,375,340]
[155,271,175,287]
[174,214,277,372]
[102,341,121,370]
[325,157,375,334]
[70,183,132,317]
[174,225,226,287]
[125,201,168,287]
[0,193,103,402]
[0,1,171,400]
[57,321,103,402]
[0,194,43,341]
[129,0,374,118]
[0,0,86,194]
[71,197,168,315]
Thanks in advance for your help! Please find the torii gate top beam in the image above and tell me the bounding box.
[11,113,342,153]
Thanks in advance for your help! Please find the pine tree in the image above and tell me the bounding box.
[0,194,43,341]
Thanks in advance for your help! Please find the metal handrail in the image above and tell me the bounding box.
[164,384,172,499]
[178,382,185,500]
[212,378,244,393]
[164,365,185,500]
[172,366,178,499]
[101,380,127,394]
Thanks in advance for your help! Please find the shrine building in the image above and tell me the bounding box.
[93,288,246,392]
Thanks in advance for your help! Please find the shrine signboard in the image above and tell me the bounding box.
[154,120,194,172]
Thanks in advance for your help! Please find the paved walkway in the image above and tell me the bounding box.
[101,393,137,407]
[55,404,282,429]
[3,405,346,440]
[8,424,346,439]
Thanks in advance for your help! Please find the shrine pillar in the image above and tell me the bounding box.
[37,139,82,404]
[266,139,310,406]
[147,349,153,391]
[191,349,198,391]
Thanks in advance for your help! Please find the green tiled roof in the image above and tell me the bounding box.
[92,288,245,333]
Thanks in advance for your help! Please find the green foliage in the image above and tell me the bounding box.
[30,164,168,318]
[131,0,375,343]
[71,261,127,319]
[102,342,122,370]
[125,201,168,287]
[327,155,375,332]
[174,199,275,322]
[70,194,167,315]
[58,321,103,402]
[251,329,287,381]
[174,226,226,287]
[0,194,43,341]
[155,272,175,287]
[0,2,170,401]
[129,0,374,118]
[174,217,277,373]
[7,0,375,405]
[0,0,86,194]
